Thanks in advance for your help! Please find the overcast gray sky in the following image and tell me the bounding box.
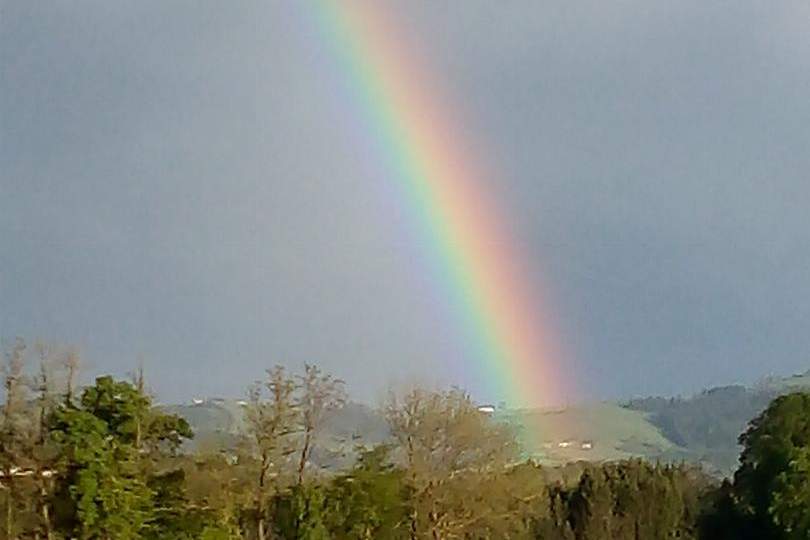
[2,1,809,405]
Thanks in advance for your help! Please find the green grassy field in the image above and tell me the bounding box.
[504,403,675,464]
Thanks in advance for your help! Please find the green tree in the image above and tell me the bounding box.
[79,376,151,446]
[50,406,153,539]
[568,467,614,540]
[182,452,250,539]
[534,486,575,540]
[145,467,230,540]
[274,483,330,540]
[50,375,194,539]
[325,445,408,539]
[698,479,748,540]
[733,392,810,539]
[563,461,702,540]
[771,447,810,538]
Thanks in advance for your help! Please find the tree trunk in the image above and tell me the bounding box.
[257,452,269,540]
[297,430,312,486]
[135,365,144,451]
[6,487,14,540]
[40,481,53,540]
[428,492,440,540]
[409,507,418,540]
[407,434,418,540]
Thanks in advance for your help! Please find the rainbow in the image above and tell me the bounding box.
[306,1,569,407]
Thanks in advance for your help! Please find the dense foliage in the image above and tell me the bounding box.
[1,340,809,539]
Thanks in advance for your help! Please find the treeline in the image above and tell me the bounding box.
[1,339,809,539]
[626,385,780,452]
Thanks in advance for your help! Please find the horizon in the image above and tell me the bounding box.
[8,343,808,409]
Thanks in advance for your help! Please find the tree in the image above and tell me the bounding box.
[145,467,225,540]
[0,338,35,540]
[733,392,810,539]
[49,405,153,539]
[31,342,64,540]
[80,375,152,446]
[182,451,251,540]
[49,375,194,539]
[294,364,346,486]
[384,387,519,539]
[325,445,408,539]
[770,446,810,539]
[568,466,614,540]
[63,348,80,405]
[698,479,749,540]
[534,485,575,540]
[246,366,299,540]
[273,483,331,540]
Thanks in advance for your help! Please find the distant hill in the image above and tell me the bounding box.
[502,403,675,464]
[162,399,390,468]
[164,370,810,476]
[623,371,810,475]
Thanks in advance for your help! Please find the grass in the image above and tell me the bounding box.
[503,403,675,465]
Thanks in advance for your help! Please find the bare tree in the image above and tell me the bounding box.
[294,363,346,486]
[0,338,32,540]
[130,360,146,451]
[62,348,80,406]
[31,342,59,540]
[384,387,519,539]
[246,366,299,540]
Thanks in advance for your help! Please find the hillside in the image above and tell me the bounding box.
[166,370,810,476]
[163,400,390,466]
[503,403,675,464]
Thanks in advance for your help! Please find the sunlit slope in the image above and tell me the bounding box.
[504,403,675,464]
